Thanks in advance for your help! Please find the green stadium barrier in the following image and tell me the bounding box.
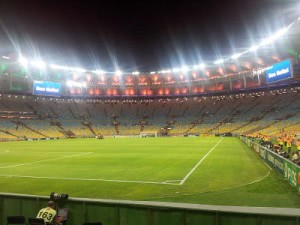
[259,146,285,176]
[284,160,300,192]
[240,137,300,193]
[1,193,300,225]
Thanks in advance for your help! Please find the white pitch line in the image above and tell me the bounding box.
[150,169,272,200]
[179,138,224,185]
[0,152,93,169]
[1,151,91,153]
[0,174,180,185]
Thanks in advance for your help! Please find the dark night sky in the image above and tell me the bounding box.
[0,0,299,72]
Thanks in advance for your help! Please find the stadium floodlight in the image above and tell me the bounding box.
[193,63,205,70]
[260,36,275,47]
[66,80,87,88]
[50,64,70,71]
[172,68,180,73]
[214,59,224,65]
[150,71,156,74]
[160,69,171,74]
[249,45,259,52]
[274,26,289,38]
[181,65,189,73]
[115,70,123,76]
[199,63,206,69]
[260,26,289,47]
[231,53,242,60]
[248,26,290,52]
[31,60,46,69]
[132,71,140,75]
[94,69,106,75]
[19,56,28,67]
[73,67,86,73]
[66,80,74,87]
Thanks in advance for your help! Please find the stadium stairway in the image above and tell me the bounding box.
[184,118,204,134]
[26,103,38,114]
[86,108,92,118]
[52,120,64,130]
[86,123,97,135]
[59,129,76,137]
[166,105,173,117]
[140,124,145,132]
[113,125,119,135]
[243,97,263,114]
[258,120,284,132]
[278,120,300,132]
[230,121,253,133]
[23,123,49,138]
[0,129,18,138]
[50,106,59,117]
[206,122,223,134]
[68,106,77,118]
[244,123,271,135]
[180,105,189,117]
[11,120,49,138]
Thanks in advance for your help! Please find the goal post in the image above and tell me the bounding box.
[139,131,158,138]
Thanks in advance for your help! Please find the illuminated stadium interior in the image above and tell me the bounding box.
[1,3,300,225]
[0,17,299,139]
[1,18,300,99]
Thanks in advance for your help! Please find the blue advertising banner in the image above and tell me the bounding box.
[266,59,293,83]
[33,81,61,97]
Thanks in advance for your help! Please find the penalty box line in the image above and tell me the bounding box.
[179,138,224,185]
[0,152,93,169]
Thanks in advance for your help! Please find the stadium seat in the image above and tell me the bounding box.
[28,218,45,225]
[7,216,26,225]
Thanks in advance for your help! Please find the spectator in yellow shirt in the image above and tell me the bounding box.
[36,201,57,224]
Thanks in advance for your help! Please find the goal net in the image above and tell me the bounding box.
[139,131,158,138]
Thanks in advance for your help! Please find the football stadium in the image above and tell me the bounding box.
[1,1,300,225]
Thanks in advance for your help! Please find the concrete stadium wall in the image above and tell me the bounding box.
[1,193,300,225]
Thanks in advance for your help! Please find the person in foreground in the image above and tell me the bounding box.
[36,201,65,224]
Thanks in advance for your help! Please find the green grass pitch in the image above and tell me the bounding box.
[0,136,299,208]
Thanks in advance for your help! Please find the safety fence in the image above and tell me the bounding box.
[240,136,300,193]
[1,192,300,225]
